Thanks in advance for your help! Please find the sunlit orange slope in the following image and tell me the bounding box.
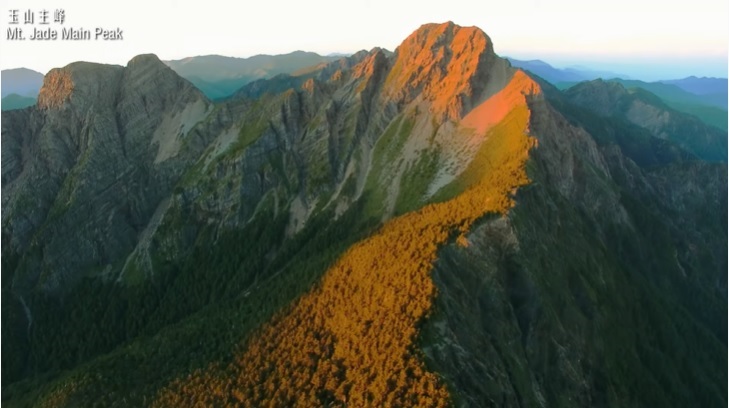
[462,70,541,137]
[153,22,541,407]
[385,22,495,122]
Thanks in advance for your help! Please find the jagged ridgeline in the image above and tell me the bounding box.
[2,22,726,407]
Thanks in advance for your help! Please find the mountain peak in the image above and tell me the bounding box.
[385,21,496,121]
[562,79,629,116]
[36,61,124,110]
[397,21,494,62]
[127,53,164,67]
[36,54,202,111]
[568,78,627,98]
[124,53,185,84]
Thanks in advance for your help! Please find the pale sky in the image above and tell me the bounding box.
[1,0,727,80]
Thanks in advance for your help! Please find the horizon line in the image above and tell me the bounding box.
[1,50,727,82]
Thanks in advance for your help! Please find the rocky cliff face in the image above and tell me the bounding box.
[423,96,727,407]
[2,22,725,407]
[2,55,211,294]
[383,22,497,121]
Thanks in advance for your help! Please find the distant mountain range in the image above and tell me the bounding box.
[1,93,36,110]
[506,58,728,131]
[661,76,728,95]
[558,78,728,131]
[506,58,630,83]
[561,79,726,161]
[1,68,44,111]
[1,67,44,97]
[601,79,727,131]
[4,55,726,134]
[163,51,341,99]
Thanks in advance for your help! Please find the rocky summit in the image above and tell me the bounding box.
[2,22,726,407]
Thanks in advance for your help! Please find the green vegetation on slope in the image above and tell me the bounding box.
[395,148,440,215]
[363,114,413,217]
[3,200,379,407]
[667,102,728,132]
[149,99,534,408]
[3,92,538,408]
[434,105,533,201]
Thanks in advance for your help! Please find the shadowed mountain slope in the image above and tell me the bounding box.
[2,22,725,408]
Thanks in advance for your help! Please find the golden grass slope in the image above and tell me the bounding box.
[152,75,540,407]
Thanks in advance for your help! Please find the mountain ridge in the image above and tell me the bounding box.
[163,51,342,99]
[2,21,725,407]
[506,57,630,83]
[508,59,728,130]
